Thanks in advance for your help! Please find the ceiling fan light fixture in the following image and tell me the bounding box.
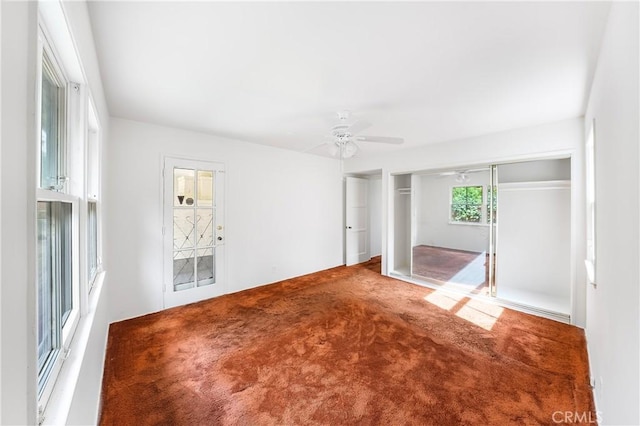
[456,173,469,183]
[342,141,358,158]
[327,140,358,159]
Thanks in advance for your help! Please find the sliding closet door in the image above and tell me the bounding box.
[494,159,571,316]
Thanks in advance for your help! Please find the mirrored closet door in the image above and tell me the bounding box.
[390,157,572,319]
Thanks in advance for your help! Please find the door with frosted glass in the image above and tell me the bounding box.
[163,158,225,308]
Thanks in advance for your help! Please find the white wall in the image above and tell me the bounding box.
[498,158,570,183]
[1,2,38,424]
[345,117,587,326]
[583,2,639,424]
[0,1,110,424]
[415,172,490,253]
[61,2,111,424]
[106,118,343,322]
[392,174,412,271]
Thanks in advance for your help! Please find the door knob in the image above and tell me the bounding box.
[217,236,223,241]
[347,226,352,229]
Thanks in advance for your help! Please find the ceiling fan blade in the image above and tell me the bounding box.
[302,142,330,153]
[465,167,490,173]
[346,120,372,135]
[354,135,404,144]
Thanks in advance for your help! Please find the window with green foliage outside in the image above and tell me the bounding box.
[451,186,483,223]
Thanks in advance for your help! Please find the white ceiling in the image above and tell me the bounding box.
[87,1,610,158]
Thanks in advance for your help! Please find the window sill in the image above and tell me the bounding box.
[448,221,490,227]
[41,271,106,426]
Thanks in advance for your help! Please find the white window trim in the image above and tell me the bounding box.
[35,20,80,418]
[585,119,596,286]
[449,184,487,226]
[86,97,102,294]
[37,23,69,193]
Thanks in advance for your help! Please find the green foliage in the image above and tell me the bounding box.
[451,186,482,223]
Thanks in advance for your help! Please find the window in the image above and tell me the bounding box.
[36,5,105,420]
[451,186,483,223]
[87,200,98,285]
[36,201,72,391]
[36,31,80,407]
[40,52,66,191]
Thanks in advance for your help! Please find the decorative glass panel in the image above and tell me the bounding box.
[173,210,195,250]
[197,170,213,207]
[196,209,214,248]
[171,165,218,292]
[173,249,195,287]
[174,168,195,207]
[196,248,215,285]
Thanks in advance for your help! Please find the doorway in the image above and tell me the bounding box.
[163,157,226,308]
[344,171,383,268]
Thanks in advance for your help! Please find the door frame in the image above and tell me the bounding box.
[344,176,371,266]
[162,156,226,309]
[381,150,579,324]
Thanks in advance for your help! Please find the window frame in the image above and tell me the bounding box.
[585,119,597,285]
[449,184,486,225]
[86,98,102,293]
[38,38,68,192]
[35,25,81,410]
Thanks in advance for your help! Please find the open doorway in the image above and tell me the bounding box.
[344,171,383,271]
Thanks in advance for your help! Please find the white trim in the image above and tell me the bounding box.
[384,148,575,176]
[41,271,106,426]
[389,272,571,324]
[498,180,571,191]
[35,5,90,417]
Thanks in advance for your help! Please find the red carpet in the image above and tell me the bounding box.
[100,258,594,425]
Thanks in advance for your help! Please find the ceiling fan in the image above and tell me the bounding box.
[437,168,488,183]
[324,110,404,159]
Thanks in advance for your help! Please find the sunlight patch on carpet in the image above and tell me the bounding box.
[455,299,504,331]
[424,288,503,331]
[423,290,464,310]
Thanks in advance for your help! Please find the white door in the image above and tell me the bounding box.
[345,177,370,266]
[163,157,225,308]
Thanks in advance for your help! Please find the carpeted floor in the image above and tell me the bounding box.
[100,257,594,425]
[412,245,489,294]
[412,245,485,282]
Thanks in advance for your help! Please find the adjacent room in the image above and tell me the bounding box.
[1,1,638,425]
